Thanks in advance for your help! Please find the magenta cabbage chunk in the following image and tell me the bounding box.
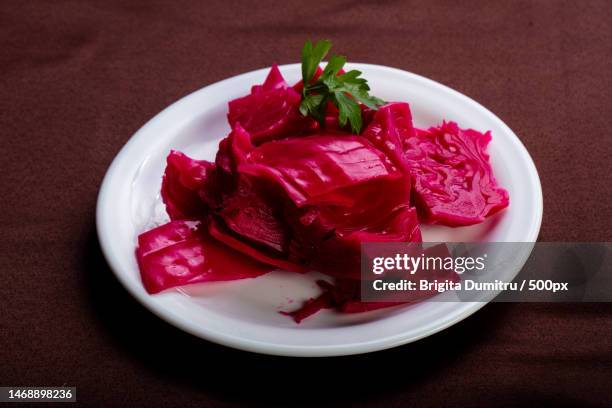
[136,220,271,294]
[404,121,509,226]
[362,102,417,173]
[161,151,214,220]
[228,64,317,144]
[239,133,404,206]
[135,65,509,322]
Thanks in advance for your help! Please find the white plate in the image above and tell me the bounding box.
[96,63,542,357]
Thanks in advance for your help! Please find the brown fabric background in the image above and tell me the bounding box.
[1,1,611,406]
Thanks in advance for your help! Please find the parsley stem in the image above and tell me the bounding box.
[304,83,326,94]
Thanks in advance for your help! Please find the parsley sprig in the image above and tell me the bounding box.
[299,40,386,134]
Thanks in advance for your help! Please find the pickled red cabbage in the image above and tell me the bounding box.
[404,122,509,226]
[136,220,271,294]
[228,64,317,144]
[135,64,509,323]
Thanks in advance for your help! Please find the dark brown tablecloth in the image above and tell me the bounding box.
[1,1,611,406]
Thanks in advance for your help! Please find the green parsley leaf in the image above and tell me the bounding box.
[299,93,326,121]
[301,40,332,85]
[299,40,386,133]
[321,55,346,83]
[334,91,362,134]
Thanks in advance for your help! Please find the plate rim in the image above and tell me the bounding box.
[96,63,543,357]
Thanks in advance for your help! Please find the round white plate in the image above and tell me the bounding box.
[96,63,542,357]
